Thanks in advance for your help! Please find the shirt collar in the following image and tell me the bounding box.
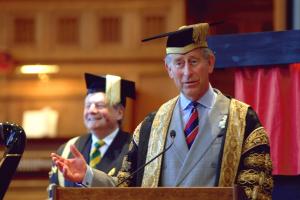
[91,128,119,147]
[180,84,216,110]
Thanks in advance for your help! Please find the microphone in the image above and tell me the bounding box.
[116,130,176,187]
[217,132,225,137]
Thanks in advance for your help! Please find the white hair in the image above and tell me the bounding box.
[164,48,214,67]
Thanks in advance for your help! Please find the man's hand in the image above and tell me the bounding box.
[51,144,87,183]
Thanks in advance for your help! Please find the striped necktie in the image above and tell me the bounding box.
[184,101,199,149]
[89,140,105,168]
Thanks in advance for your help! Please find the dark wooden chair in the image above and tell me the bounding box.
[0,122,26,200]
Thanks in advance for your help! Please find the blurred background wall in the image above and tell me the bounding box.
[0,0,290,199]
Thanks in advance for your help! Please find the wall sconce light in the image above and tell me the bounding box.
[19,64,60,74]
[18,64,60,81]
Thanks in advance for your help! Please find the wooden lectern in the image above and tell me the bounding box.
[53,186,247,200]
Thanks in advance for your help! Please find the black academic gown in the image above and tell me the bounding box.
[49,130,131,187]
[117,95,273,199]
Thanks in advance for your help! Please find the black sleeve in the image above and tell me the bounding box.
[117,112,156,187]
[236,107,273,200]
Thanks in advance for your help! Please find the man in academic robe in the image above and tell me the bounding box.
[51,23,273,200]
[48,73,135,188]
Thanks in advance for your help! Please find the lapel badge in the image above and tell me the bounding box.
[218,115,228,129]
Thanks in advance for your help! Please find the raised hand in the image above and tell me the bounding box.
[51,144,87,183]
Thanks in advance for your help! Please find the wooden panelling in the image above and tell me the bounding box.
[13,17,36,45]
[4,180,48,200]
[1,77,84,137]
[135,72,178,124]
[56,16,79,45]
[142,14,166,38]
[0,0,184,61]
[99,16,122,43]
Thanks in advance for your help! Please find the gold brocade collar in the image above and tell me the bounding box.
[218,99,248,186]
[141,96,179,187]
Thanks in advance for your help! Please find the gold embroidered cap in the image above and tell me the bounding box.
[142,22,210,54]
[84,73,135,106]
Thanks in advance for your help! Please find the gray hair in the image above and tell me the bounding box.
[164,48,214,67]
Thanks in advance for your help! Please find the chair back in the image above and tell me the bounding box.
[0,122,26,200]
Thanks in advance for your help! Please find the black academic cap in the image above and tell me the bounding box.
[142,22,222,54]
[84,73,135,106]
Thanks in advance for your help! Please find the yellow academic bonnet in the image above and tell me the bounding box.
[84,73,135,106]
[141,22,223,54]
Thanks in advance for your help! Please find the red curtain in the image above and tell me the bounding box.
[234,63,300,175]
